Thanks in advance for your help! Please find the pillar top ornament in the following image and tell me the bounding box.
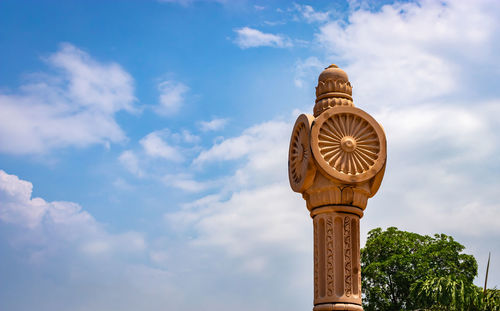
[289,64,386,210]
[317,64,349,83]
[288,64,387,311]
[314,64,354,117]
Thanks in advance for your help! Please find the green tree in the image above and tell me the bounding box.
[411,276,500,311]
[410,275,479,310]
[361,227,478,311]
[479,289,500,311]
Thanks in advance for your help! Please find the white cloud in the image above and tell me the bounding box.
[149,250,169,264]
[263,20,287,26]
[0,43,136,155]
[47,44,136,114]
[169,119,308,267]
[81,231,146,256]
[155,80,188,116]
[119,150,144,177]
[179,130,200,143]
[294,56,324,87]
[293,3,330,23]
[0,170,49,228]
[140,131,183,162]
[0,170,145,256]
[170,102,500,292]
[161,118,314,310]
[171,0,500,290]
[112,177,134,190]
[118,130,195,180]
[0,170,189,311]
[234,27,292,49]
[377,105,496,162]
[157,0,192,5]
[199,118,228,132]
[148,129,199,145]
[157,0,230,6]
[367,103,500,234]
[193,121,288,180]
[316,0,500,110]
[1,170,309,311]
[168,183,309,269]
[163,173,211,192]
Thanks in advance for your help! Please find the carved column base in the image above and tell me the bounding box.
[312,209,362,307]
[313,303,363,311]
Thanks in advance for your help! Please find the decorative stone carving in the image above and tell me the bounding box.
[326,217,334,297]
[289,114,316,193]
[288,64,387,311]
[314,64,353,117]
[314,222,319,300]
[311,107,386,184]
[344,216,352,297]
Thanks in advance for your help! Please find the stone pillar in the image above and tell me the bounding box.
[288,65,387,311]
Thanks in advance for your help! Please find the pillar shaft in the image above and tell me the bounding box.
[313,209,362,310]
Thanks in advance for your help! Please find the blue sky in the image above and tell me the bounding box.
[1,0,499,310]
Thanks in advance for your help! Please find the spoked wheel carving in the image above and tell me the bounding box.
[289,114,316,192]
[311,107,386,183]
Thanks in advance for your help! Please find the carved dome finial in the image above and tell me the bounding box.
[314,64,354,117]
[318,64,347,82]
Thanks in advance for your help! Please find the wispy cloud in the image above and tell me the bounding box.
[0,43,136,155]
[163,173,212,192]
[118,129,194,180]
[119,150,144,177]
[178,129,200,143]
[292,3,330,23]
[157,0,231,6]
[140,131,184,162]
[316,0,500,108]
[199,118,228,132]
[294,56,324,87]
[168,120,309,273]
[0,169,146,255]
[154,80,189,116]
[194,121,288,168]
[234,27,292,49]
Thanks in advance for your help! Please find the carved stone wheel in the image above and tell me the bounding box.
[311,107,386,183]
[289,114,316,192]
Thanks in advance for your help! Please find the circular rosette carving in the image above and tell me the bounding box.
[289,114,316,192]
[311,107,386,183]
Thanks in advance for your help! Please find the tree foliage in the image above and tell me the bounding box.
[411,275,478,310]
[411,276,500,311]
[480,289,500,311]
[361,227,478,311]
